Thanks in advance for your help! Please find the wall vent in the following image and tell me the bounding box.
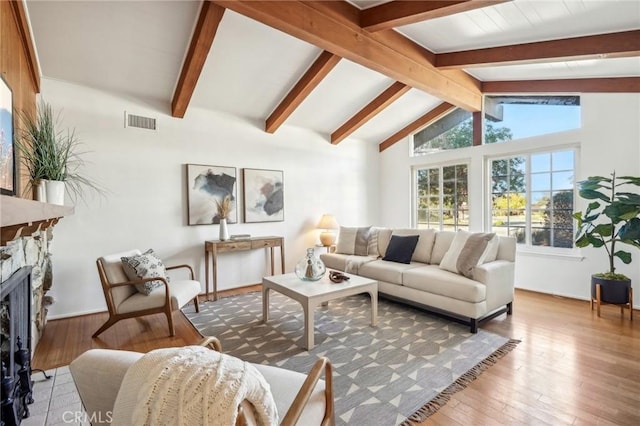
[124,112,158,131]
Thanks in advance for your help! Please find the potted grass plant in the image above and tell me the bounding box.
[573,172,640,304]
[15,101,99,205]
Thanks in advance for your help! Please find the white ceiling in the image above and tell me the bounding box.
[26,0,640,144]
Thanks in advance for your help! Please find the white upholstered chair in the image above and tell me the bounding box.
[70,337,335,426]
[93,249,201,338]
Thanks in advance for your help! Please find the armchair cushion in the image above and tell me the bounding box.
[116,279,201,314]
[121,249,170,295]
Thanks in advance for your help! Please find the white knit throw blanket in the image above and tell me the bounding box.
[111,346,279,426]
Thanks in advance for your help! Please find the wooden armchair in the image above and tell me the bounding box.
[200,337,335,426]
[93,249,200,338]
[69,336,335,425]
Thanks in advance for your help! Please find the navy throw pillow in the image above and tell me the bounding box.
[383,235,420,264]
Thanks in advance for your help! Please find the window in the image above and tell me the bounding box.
[413,96,580,156]
[413,108,472,156]
[490,149,575,248]
[485,95,581,142]
[415,164,468,230]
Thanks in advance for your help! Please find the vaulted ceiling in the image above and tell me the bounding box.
[26,0,640,150]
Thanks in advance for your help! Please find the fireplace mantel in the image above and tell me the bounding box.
[1,195,74,246]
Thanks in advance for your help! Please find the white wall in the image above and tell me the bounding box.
[42,78,380,318]
[380,93,640,308]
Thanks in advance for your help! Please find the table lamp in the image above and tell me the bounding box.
[317,214,339,246]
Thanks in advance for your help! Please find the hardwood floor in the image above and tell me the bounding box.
[33,288,639,425]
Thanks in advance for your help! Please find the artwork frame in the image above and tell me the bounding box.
[0,75,15,196]
[187,164,238,225]
[243,168,284,223]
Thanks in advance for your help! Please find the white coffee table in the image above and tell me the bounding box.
[262,272,378,350]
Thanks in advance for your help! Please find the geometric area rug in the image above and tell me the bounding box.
[182,292,519,425]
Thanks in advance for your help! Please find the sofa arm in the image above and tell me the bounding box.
[473,260,515,312]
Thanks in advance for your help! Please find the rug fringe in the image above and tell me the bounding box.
[400,338,521,425]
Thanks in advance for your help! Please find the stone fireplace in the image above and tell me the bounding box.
[0,195,74,351]
[0,230,54,349]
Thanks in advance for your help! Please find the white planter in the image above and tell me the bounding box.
[35,180,47,202]
[219,218,230,241]
[44,180,65,205]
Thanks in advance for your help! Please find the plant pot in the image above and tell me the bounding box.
[591,275,631,304]
[44,180,65,206]
[33,179,47,202]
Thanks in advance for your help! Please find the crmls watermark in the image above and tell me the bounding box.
[62,411,113,423]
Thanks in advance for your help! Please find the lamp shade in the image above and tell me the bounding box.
[317,214,339,230]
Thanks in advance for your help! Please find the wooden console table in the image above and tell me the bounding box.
[205,236,285,301]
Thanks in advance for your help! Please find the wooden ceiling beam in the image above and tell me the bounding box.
[361,1,509,32]
[379,102,455,152]
[483,77,640,93]
[331,82,410,145]
[171,1,225,118]
[266,51,340,134]
[214,0,482,112]
[437,30,640,69]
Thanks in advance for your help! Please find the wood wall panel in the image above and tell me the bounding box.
[1,0,37,199]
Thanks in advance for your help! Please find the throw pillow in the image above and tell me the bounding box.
[367,227,380,257]
[382,235,420,264]
[121,249,170,295]
[439,231,496,278]
[336,226,371,256]
[456,233,496,278]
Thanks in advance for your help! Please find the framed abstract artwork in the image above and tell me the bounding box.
[187,164,238,225]
[0,75,15,196]
[243,168,284,223]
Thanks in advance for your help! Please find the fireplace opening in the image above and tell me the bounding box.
[1,266,38,424]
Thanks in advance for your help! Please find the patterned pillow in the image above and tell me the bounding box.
[121,249,170,295]
[336,226,371,256]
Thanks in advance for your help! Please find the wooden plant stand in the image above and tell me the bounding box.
[590,284,633,320]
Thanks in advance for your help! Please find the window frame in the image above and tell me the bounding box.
[485,145,580,253]
[412,161,470,231]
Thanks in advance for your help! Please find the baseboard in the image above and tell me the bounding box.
[514,287,638,312]
[47,307,107,320]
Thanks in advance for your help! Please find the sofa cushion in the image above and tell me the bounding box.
[336,226,371,256]
[358,259,422,285]
[402,265,486,303]
[431,231,456,265]
[320,253,377,275]
[376,228,393,257]
[383,235,420,264]
[440,231,497,278]
[121,249,170,295]
[392,228,436,263]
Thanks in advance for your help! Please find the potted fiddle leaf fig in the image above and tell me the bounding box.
[573,172,640,304]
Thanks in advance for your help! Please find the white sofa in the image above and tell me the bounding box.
[320,229,516,333]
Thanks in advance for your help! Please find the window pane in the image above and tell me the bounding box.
[553,229,573,248]
[532,228,550,246]
[552,150,574,171]
[509,227,526,244]
[413,109,473,155]
[531,173,551,191]
[531,191,550,207]
[483,96,581,143]
[531,153,550,173]
[552,171,573,190]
